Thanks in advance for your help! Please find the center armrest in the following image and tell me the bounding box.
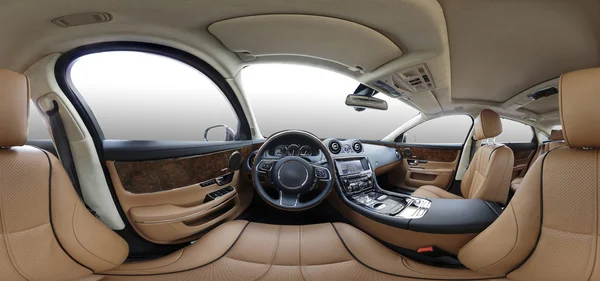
[406,198,500,234]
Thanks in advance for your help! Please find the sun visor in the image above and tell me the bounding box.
[208,14,403,72]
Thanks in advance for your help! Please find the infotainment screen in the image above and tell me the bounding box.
[337,159,365,175]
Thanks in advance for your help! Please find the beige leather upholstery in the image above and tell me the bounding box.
[473,109,502,140]
[0,69,29,147]
[413,110,514,204]
[510,130,566,192]
[100,220,498,280]
[456,67,600,279]
[559,68,600,148]
[0,70,128,280]
[549,129,563,141]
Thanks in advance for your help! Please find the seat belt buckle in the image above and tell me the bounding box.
[417,246,434,253]
[417,246,452,258]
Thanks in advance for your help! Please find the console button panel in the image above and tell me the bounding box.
[340,171,374,194]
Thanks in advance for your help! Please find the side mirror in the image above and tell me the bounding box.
[204,125,235,141]
[345,95,388,111]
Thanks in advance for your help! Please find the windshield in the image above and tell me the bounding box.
[242,64,419,140]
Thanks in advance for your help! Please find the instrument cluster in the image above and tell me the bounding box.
[270,144,315,157]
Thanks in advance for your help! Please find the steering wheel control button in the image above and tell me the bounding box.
[258,161,275,171]
[315,167,329,179]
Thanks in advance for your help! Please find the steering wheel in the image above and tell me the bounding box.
[252,130,335,210]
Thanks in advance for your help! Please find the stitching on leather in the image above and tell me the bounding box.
[251,224,280,281]
[474,204,520,271]
[71,200,120,266]
[298,225,306,281]
[38,147,94,272]
[0,151,28,280]
[506,147,552,274]
[587,149,599,281]
[99,220,251,276]
[558,75,570,147]
[330,223,505,280]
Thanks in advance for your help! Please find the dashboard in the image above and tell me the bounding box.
[269,143,316,157]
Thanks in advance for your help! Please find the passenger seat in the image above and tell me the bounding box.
[412,109,515,204]
[510,129,566,192]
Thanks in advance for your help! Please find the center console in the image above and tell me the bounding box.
[333,156,501,234]
[335,157,432,220]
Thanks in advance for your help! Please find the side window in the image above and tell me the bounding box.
[68,51,239,141]
[402,115,473,144]
[495,119,534,143]
[27,102,51,139]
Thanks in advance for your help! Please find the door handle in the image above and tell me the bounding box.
[408,159,428,166]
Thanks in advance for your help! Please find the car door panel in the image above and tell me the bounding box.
[388,145,461,191]
[105,142,258,244]
[503,142,537,180]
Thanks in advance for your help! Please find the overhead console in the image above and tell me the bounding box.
[367,64,443,114]
[326,139,501,234]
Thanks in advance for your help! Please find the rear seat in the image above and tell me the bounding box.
[510,129,566,192]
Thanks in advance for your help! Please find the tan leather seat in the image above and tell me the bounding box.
[510,129,567,192]
[412,109,515,204]
[4,67,600,281]
[0,69,129,280]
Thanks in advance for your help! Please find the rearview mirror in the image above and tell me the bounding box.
[345,95,388,111]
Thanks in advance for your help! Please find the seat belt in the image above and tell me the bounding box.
[468,137,478,162]
[46,100,99,218]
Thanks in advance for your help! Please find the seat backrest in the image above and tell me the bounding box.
[461,109,514,204]
[458,67,600,281]
[0,69,128,281]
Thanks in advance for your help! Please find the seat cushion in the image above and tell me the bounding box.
[99,220,497,280]
[411,185,464,199]
[510,177,523,192]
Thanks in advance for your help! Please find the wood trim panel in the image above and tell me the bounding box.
[397,146,460,162]
[114,146,254,194]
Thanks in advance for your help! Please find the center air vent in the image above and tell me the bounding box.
[352,141,363,153]
[329,140,342,154]
[394,64,436,93]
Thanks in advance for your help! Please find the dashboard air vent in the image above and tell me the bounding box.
[248,153,256,167]
[328,140,342,154]
[352,141,363,153]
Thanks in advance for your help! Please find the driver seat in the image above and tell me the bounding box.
[2,67,600,281]
[412,109,514,204]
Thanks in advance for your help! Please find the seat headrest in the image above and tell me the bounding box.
[474,109,502,140]
[559,68,600,148]
[0,69,29,147]
[550,129,564,141]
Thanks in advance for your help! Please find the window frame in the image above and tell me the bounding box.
[496,117,536,144]
[395,114,475,145]
[55,42,252,143]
